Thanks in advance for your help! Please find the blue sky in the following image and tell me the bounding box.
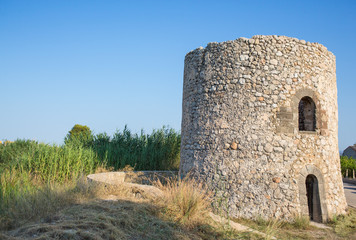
[0,0,355,151]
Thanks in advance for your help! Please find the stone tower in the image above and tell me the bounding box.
[179,35,347,222]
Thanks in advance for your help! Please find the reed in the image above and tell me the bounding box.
[0,140,99,215]
[91,126,181,171]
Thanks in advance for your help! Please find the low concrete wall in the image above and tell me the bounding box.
[87,171,178,186]
[86,171,175,200]
[87,172,126,185]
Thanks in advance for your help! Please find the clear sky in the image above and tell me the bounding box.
[0,0,355,151]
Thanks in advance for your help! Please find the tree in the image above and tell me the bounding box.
[64,124,93,146]
[340,156,356,178]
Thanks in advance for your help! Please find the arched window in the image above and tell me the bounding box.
[298,96,316,131]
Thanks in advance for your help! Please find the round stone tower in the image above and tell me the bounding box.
[180,35,347,222]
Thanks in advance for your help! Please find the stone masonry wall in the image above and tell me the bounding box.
[179,35,347,221]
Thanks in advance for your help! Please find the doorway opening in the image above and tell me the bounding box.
[305,174,322,222]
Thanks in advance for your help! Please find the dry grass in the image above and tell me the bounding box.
[0,177,97,231]
[155,176,212,228]
[5,173,354,240]
[2,198,190,240]
[0,177,184,240]
[0,176,252,240]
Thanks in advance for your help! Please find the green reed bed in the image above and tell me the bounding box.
[0,140,99,215]
[91,126,181,171]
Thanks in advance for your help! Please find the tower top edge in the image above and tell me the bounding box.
[185,35,332,59]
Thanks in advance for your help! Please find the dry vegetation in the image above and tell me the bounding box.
[2,175,355,240]
[155,177,212,228]
[0,176,257,240]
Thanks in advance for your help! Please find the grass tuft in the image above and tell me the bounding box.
[156,176,212,228]
[264,219,282,240]
[292,214,310,229]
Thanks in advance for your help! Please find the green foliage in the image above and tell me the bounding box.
[0,125,180,221]
[0,139,34,167]
[64,124,93,147]
[340,156,356,177]
[0,140,99,215]
[92,126,181,171]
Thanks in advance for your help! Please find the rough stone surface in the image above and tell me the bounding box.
[179,35,347,222]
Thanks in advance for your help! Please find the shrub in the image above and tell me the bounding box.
[64,124,93,147]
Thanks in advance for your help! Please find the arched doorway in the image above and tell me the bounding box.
[305,174,322,222]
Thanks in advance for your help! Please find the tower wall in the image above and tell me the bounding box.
[180,35,347,220]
